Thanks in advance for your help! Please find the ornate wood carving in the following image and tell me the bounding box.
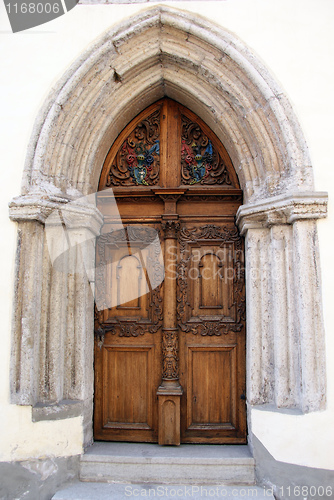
[161,328,179,380]
[114,196,158,203]
[181,194,243,203]
[177,224,245,336]
[94,304,105,349]
[95,225,163,337]
[181,114,234,186]
[104,107,161,187]
[162,220,180,240]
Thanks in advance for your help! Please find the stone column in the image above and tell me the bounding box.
[292,219,326,411]
[9,219,45,405]
[236,192,328,413]
[9,194,103,445]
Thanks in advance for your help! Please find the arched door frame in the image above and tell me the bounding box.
[9,6,327,448]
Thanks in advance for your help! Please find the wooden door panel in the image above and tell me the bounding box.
[188,346,236,428]
[178,221,246,443]
[103,347,152,428]
[189,244,235,321]
[94,334,161,441]
[95,98,246,444]
[94,222,163,442]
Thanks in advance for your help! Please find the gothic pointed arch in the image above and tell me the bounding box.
[9,6,327,446]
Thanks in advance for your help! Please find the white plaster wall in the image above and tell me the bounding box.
[0,0,333,469]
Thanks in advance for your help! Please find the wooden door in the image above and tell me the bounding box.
[94,99,246,444]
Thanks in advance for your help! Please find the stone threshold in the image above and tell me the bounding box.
[53,481,275,500]
[80,442,255,486]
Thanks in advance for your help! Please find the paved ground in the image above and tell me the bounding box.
[53,481,275,499]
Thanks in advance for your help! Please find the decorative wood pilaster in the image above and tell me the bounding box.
[157,208,183,444]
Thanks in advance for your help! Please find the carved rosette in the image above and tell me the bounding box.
[177,224,245,336]
[181,114,234,186]
[162,220,180,240]
[104,107,161,187]
[162,328,179,380]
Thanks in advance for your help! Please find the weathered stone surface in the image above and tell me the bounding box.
[0,456,79,500]
[80,442,255,485]
[237,195,327,412]
[236,192,328,233]
[9,195,103,447]
[20,6,313,203]
[53,482,275,500]
[32,400,83,422]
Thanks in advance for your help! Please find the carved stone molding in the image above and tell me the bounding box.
[236,192,328,234]
[243,214,327,412]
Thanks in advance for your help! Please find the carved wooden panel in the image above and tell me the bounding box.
[95,225,163,337]
[181,114,235,186]
[99,98,240,191]
[177,224,245,336]
[187,346,236,429]
[101,104,161,187]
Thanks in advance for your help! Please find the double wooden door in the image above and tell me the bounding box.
[94,99,246,444]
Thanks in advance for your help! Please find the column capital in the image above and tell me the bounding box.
[236,191,328,235]
[9,194,104,236]
[162,218,180,239]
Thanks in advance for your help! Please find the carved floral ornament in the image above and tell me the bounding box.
[162,328,179,380]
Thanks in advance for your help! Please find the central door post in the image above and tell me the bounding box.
[156,193,183,445]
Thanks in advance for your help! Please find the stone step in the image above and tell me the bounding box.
[53,481,275,499]
[79,442,256,485]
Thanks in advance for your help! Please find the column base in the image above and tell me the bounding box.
[157,382,183,445]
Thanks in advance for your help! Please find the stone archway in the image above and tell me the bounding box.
[9,6,327,447]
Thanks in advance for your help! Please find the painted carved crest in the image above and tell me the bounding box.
[104,107,161,186]
[181,114,234,186]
